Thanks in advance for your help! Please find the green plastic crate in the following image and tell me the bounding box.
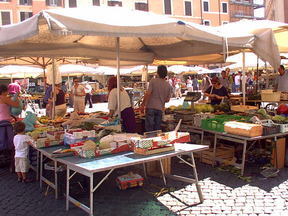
[201,115,250,132]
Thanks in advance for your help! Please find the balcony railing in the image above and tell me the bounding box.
[230,0,264,8]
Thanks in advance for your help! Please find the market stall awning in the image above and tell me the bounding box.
[0,65,42,78]
[0,7,266,66]
[214,20,288,69]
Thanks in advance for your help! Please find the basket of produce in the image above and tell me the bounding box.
[261,120,280,135]
[231,105,258,113]
[224,121,263,137]
[261,90,281,102]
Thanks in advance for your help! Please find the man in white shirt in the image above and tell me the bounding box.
[275,65,288,92]
[84,82,93,108]
[234,71,241,92]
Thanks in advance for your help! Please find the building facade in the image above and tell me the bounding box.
[0,0,63,25]
[265,0,288,23]
[0,0,264,27]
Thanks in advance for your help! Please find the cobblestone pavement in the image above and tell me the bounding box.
[1,158,288,216]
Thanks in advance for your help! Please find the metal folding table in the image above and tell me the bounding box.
[211,131,288,176]
[57,143,208,216]
[37,145,67,199]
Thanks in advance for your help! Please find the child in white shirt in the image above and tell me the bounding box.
[13,121,33,183]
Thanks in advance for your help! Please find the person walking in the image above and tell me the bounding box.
[141,65,172,132]
[84,82,93,108]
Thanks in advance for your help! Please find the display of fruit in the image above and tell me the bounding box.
[272,115,286,123]
[194,104,214,113]
[277,104,288,115]
[38,116,49,124]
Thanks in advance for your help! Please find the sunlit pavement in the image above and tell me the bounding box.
[6,97,287,215]
[1,159,288,216]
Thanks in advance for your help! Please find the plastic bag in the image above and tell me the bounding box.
[22,111,37,132]
[10,94,23,116]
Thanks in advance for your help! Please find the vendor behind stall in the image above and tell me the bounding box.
[275,65,288,92]
[204,77,229,105]
[49,83,66,117]
[107,77,136,133]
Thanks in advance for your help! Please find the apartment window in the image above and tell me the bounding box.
[203,20,210,26]
[108,1,122,7]
[222,2,227,13]
[135,2,148,11]
[203,0,209,12]
[46,0,62,6]
[69,0,77,8]
[164,0,172,15]
[184,1,192,16]
[93,0,100,6]
[20,11,33,21]
[0,0,11,2]
[1,11,11,25]
[19,0,32,5]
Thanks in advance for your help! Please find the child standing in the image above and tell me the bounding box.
[13,121,33,183]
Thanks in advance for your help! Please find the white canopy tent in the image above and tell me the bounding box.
[0,65,43,80]
[0,7,283,117]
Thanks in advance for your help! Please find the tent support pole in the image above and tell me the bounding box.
[52,59,56,120]
[43,67,46,92]
[10,74,12,83]
[242,51,246,106]
[116,37,121,120]
[256,55,259,94]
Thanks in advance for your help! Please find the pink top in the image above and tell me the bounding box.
[0,103,12,122]
[8,83,21,94]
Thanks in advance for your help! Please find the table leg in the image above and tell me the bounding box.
[40,152,43,189]
[200,131,204,145]
[212,134,217,167]
[159,159,167,185]
[241,140,247,176]
[36,150,39,181]
[54,160,58,199]
[66,167,69,211]
[191,152,204,203]
[90,174,94,216]
[142,163,147,179]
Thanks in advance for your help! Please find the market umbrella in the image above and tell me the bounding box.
[0,65,42,80]
[0,7,281,117]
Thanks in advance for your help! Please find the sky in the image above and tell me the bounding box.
[254,0,265,18]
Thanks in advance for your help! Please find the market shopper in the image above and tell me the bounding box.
[275,65,288,92]
[204,77,229,105]
[201,74,212,99]
[219,70,230,92]
[107,77,136,133]
[186,76,193,92]
[234,71,241,92]
[71,78,85,113]
[84,82,93,108]
[49,84,67,117]
[0,85,20,172]
[141,65,172,132]
[13,121,33,183]
[8,80,21,95]
[192,76,199,91]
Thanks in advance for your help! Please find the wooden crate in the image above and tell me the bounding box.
[200,145,235,165]
[271,138,286,169]
[145,158,171,177]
